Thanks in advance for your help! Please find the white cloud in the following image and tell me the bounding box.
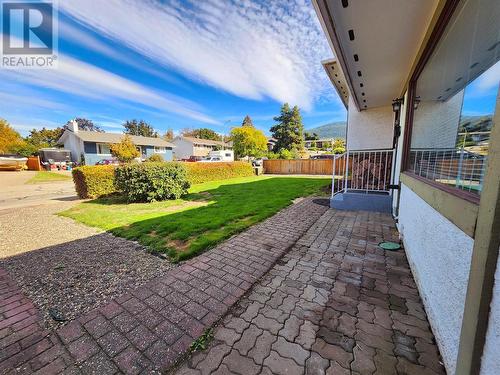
[475,60,500,92]
[59,0,333,110]
[59,21,185,87]
[0,52,218,125]
[10,119,62,135]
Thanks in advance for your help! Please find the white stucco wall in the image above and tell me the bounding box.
[481,251,500,374]
[347,97,394,150]
[410,90,464,149]
[398,184,474,374]
[63,132,84,163]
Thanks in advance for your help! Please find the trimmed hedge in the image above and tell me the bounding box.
[184,161,254,184]
[72,165,116,199]
[72,161,254,200]
[115,162,190,202]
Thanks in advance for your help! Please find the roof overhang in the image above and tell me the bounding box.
[313,0,440,110]
[322,59,349,109]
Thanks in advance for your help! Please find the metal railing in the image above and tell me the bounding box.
[408,148,487,194]
[332,149,394,197]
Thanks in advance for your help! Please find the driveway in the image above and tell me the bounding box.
[0,171,77,210]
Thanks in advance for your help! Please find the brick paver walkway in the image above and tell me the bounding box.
[176,209,446,375]
[0,198,328,374]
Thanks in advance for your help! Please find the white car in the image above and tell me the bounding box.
[199,157,222,162]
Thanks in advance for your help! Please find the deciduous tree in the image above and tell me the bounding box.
[304,132,319,140]
[230,126,267,158]
[0,119,24,153]
[65,118,103,132]
[181,128,221,141]
[123,119,158,137]
[27,127,64,147]
[163,128,174,141]
[110,135,140,163]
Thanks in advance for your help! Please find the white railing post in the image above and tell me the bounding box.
[331,153,336,198]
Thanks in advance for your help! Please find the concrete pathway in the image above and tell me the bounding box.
[0,198,328,374]
[176,209,445,375]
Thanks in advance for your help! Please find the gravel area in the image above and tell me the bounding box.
[0,202,174,330]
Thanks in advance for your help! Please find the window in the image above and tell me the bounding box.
[96,143,111,155]
[154,147,166,153]
[407,0,499,198]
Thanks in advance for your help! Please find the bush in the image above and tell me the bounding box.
[115,162,190,202]
[184,161,254,184]
[72,165,116,199]
[145,154,164,163]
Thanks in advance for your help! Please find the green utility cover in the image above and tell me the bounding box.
[379,241,401,251]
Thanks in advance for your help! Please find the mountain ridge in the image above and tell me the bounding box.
[305,121,346,139]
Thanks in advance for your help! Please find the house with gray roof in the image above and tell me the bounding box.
[58,120,175,165]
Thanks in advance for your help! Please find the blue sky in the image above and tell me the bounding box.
[461,61,500,117]
[1,0,347,136]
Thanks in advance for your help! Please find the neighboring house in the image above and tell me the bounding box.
[267,138,277,151]
[58,121,174,165]
[314,0,499,374]
[171,136,232,160]
[304,138,333,149]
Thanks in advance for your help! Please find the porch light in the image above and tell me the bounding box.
[392,98,404,112]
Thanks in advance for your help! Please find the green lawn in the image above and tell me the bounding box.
[27,171,72,184]
[60,176,330,261]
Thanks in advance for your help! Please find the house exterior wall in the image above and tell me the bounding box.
[410,90,464,149]
[172,138,194,160]
[144,146,173,161]
[63,133,84,163]
[347,97,394,150]
[398,184,474,374]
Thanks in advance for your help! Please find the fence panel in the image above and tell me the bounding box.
[263,159,334,175]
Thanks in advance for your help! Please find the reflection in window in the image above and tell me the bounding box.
[408,0,499,196]
[97,143,111,155]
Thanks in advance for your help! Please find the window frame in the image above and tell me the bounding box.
[154,146,166,153]
[401,0,483,205]
[96,143,111,155]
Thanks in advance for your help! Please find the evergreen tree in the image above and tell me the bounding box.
[270,104,304,151]
[242,115,254,127]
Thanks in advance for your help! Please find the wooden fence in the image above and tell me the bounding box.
[263,159,336,175]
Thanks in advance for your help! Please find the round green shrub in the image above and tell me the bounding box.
[115,162,190,202]
[145,154,164,163]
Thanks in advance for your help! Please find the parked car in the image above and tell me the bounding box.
[95,159,119,165]
[200,157,222,162]
[252,158,267,167]
[207,150,234,161]
[310,154,334,160]
[184,155,205,162]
